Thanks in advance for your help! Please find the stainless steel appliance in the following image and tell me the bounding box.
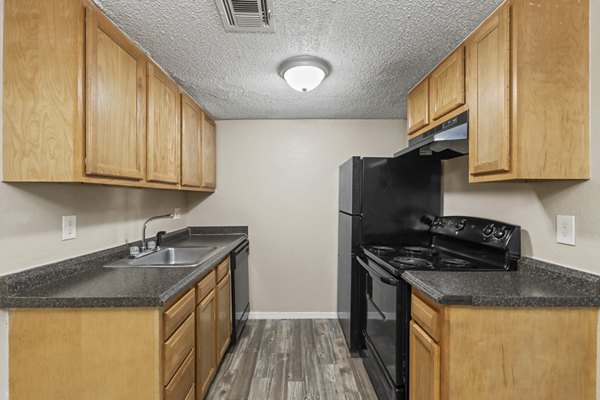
[337,157,441,356]
[394,111,469,159]
[231,240,250,344]
[360,216,521,400]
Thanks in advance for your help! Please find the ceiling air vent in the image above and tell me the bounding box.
[215,0,274,33]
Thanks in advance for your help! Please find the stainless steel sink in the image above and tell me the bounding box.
[105,246,220,268]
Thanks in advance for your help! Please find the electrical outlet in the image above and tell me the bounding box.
[173,208,181,220]
[62,215,77,240]
[556,215,575,246]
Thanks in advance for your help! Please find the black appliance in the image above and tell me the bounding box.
[360,216,521,400]
[394,111,469,159]
[230,240,250,344]
[337,157,442,356]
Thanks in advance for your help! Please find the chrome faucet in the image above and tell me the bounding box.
[141,213,174,252]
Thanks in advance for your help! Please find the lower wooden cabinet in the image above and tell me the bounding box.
[409,290,597,400]
[197,280,217,398]
[409,321,440,400]
[216,272,232,362]
[7,256,233,400]
[196,257,231,399]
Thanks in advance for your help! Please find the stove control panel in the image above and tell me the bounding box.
[431,216,520,251]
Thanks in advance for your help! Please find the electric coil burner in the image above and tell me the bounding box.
[390,257,434,269]
[370,246,397,256]
[359,216,521,400]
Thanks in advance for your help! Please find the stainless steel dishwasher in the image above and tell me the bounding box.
[231,240,250,344]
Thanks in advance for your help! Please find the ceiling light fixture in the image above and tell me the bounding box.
[278,56,331,92]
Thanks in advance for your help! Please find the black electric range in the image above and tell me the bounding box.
[358,216,521,400]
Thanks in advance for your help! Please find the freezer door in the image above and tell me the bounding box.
[339,157,362,215]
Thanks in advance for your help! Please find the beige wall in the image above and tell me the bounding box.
[443,0,600,275]
[187,120,405,314]
[0,0,187,276]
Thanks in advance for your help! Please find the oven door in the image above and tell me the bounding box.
[358,256,403,387]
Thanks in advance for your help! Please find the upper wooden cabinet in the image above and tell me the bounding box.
[2,0,217,192]
[86,7,146,180]
[467,0,588,182]
[147,63,181,184]
[407,79,430,134]
[405,0,589,182]
[430,46,465,121]
[202,117,217,189]
[467,9,511,176]
[407,46,466,137]
[181,93,204,188]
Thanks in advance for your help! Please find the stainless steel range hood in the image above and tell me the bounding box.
[394,111,469,159]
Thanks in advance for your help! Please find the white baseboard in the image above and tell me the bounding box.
[248,312,337,320]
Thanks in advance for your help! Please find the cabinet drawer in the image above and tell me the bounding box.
[164,313,195,384]
[165,349,195,400]
[217,258,229,282]
[164,289,195,339]
[412,294,441,342]
[196,270,216,304]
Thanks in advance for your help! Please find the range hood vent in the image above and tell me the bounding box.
[215,0,274,32]
[394,111,469,160]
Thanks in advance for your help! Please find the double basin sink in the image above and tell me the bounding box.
[106,246,221,268]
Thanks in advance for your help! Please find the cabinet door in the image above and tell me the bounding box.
[407,78,430,134]
[85,7,146,180]
[467,7,511,176]
[216,273,231,362]
[147,63,180,184]
[409,321,440,400]
[181,94,203,187]
[196,289,217,399]
[201,117,217,189]
[430,47,465,120]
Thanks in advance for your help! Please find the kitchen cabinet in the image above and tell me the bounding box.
[409,289,597,400]
[8,256,234,399]
[181,93,204,188]
[466,0,588,182]
[85,6,146,180]
[407,78,429,135]
[407,46,466,137]
[216,263,232,362]
[181,93,217,191]
[147,62,181,185]
[196,270,217,399]
[409,322,440,400]
[430,46,465,121]
[202,116,217,189]
[3,0,216,192]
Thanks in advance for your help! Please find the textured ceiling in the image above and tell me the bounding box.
[93,0,503,120]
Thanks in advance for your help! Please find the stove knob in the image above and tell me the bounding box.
[494,228,506,239]
[483,225,495,236]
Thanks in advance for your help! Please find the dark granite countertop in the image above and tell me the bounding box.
[0,227,248,308]
[402,257,600,307]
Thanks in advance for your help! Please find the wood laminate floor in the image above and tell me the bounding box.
[207,319,378,400]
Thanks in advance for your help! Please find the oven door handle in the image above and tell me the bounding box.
[357,256,398,286]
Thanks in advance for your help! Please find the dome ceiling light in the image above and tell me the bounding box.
[278,56,331,92]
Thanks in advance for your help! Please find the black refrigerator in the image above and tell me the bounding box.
[337,157,441,356]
